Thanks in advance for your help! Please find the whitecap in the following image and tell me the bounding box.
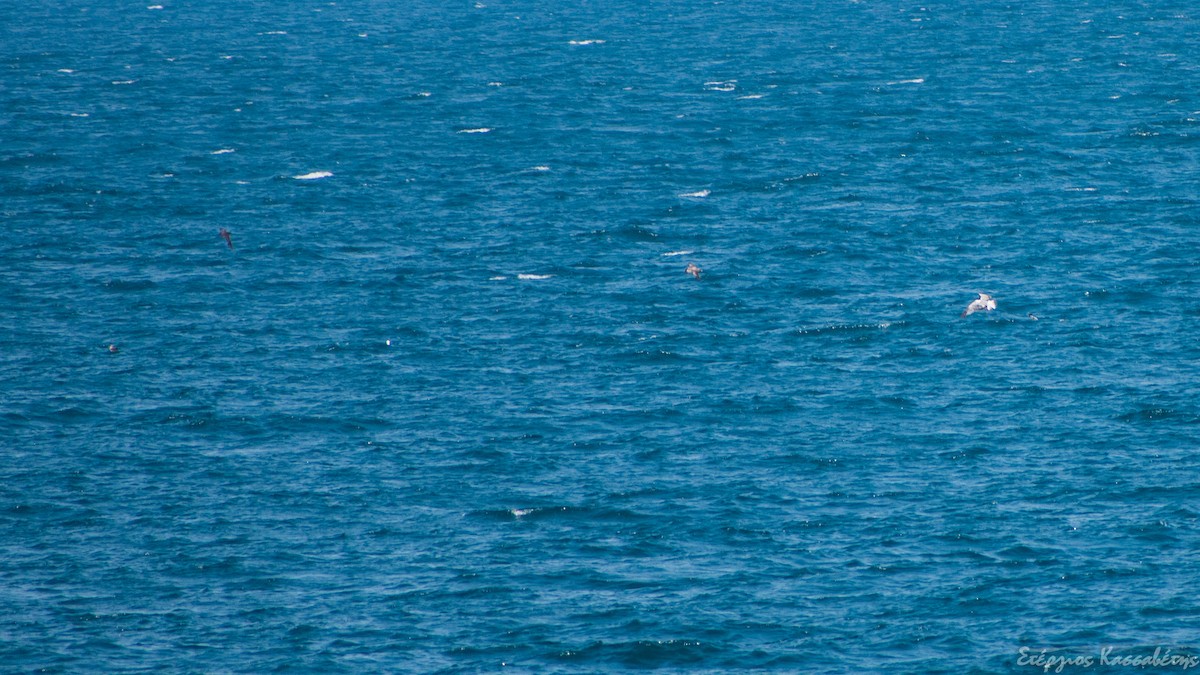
[111,79,137,85]
[57,69,74,74]
[662,250,694,257]
[147,4,163,8]
[737,93,765,100]
[679,189,710,198]
[415,91,431,97]
[704,80,737,92]
[211,148,236,155]
[489,276,507,281]
[517,274,553,280]
[568,39,605,45]
[458,127,492,134]
[487,81,503,87]
[531,165,550,172]
[259,30,287,35]
[511,508,534,517]
[293,171,333,180]
[68,112,89,117]
[887,77,925,85]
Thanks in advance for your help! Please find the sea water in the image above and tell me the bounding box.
[3,1,1199,672]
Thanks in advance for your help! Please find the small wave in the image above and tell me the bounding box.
[661,250,693,257]
[737,93,765,100]
[458,127,492,134]
[211,148,235,155]
[1117,408,1197,424]
[259,30,287,35]
[887,77,925,85]
[111,80,137,85]
[531,165,550,171]
[104,278,157,292]
[293,171,332,180]
[57,69,74,74]
[489,276,507,281]
[68,112,89,118]
[794,321,901,336]
[678,189,710,198]
[147,4,163,8]
[569,39,605,45]
[704,80,737,92]
[487,81,503,87]
[517,274,553,280]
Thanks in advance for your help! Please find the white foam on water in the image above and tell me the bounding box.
[737,93,765,99]
[569,39,605,45]
[487,82,503,87]
[57,69,74,74]
[704,80,737,91]
[489,276,507,281]
[531,165,550,172]
[68,112,89,117]
[458,128,492,134]
[887,77,925,85]
[517,274,553,280]
[511,508,534,517]
[147,4,163,9]
[662,250,694,257]
[293,171,333,180]
[679,189,710,198]
[211,148,236,155]
[112,79,137,85]
[259,30,287,35]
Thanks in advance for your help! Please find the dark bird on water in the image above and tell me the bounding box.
[219,228,234,250]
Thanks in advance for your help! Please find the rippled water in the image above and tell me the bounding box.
[3,1,1200,672]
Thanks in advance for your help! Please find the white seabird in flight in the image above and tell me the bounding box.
[961,293,997,318]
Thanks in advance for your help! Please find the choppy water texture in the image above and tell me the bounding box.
[3,0,1200,672]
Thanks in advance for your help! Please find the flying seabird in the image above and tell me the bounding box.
[961,293,996,317]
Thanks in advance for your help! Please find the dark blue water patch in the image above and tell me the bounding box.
[6,0,1200,672]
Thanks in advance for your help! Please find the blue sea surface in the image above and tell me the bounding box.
[3,0,1200,672]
